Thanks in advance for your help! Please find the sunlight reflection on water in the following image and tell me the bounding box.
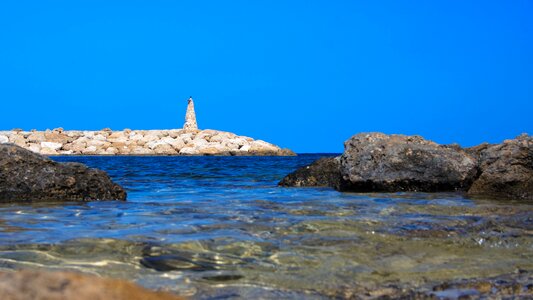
[0,155,531,299]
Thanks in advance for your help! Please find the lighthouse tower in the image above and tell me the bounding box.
[183,97,198,130]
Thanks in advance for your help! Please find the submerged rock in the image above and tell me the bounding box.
[141,254,219,272]
[0,144,126,203]
[280,132,532,200]
[325,270,533,299]
[0,270,182,300]
[467,133,532,200]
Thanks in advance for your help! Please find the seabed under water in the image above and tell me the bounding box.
[0,155,531,299]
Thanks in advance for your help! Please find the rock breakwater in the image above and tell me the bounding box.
[0,128,295,156]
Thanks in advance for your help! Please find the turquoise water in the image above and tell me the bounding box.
[0,155,532,299]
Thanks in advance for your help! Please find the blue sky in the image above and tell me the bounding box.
[0,1,531,153]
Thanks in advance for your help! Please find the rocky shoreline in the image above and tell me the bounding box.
[0,128,295,156]
[280,132,532,200]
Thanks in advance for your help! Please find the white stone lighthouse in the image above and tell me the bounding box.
[183,97,198,130]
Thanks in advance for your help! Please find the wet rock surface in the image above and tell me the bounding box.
[0,144,126,203]
[0,270,183,300]
[280,132,532,200]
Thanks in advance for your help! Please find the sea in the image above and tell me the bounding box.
[0,154,531,299]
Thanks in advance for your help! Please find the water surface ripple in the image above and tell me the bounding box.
[0,155,532,299]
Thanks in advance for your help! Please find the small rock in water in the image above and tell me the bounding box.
[201,274,244,282]
[0,270,183,300]
[140,254,218,272]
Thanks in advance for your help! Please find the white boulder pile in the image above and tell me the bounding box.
[0,128,295,156]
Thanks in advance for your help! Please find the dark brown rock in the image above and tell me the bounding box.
[0,144,126,203]
[338,133,478,192]
[279,157,341,188]
[467,134,532,200]
[0,270,183,300]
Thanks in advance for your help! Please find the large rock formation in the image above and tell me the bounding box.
[339,133,478,192]
[0,270,182,300]
[183,97,198,130]
[0,128,295,156]
[0,144,126,203]
[280,132,532,200]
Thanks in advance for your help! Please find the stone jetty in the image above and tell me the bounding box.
[0,97,295,156]
[0,128,294,156]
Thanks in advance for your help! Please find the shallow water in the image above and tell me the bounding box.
[0,155,532,298]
